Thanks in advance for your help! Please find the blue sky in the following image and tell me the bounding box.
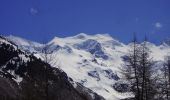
[0,0,170,44]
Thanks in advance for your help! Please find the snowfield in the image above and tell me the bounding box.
[6,33,170,100]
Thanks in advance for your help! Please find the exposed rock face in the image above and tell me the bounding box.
[74,39,108,59]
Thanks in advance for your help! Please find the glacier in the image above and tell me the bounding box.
[5,33,170,100]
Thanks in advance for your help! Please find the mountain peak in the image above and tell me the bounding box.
[48,33,115,47]
[72,33,112,40]
[73,33,88,39]
[94,33,112,38]
[73,33,114,43]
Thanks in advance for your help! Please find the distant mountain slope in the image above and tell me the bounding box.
[0,36,104,100]
[5,33,170,100]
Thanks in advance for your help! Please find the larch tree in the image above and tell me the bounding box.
[122,33,141,100]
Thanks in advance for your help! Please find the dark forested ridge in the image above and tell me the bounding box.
[0,36,104,100]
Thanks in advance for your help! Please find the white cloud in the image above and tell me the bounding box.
[155,22,162,29]
[30,7,38,15]
[150,22,163,34]
[135,17,139,22]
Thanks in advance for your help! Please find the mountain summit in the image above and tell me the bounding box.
[3,33,170,100]
[0,36,104,100]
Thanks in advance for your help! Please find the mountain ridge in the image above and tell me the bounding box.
[3,33,170,100]
[0,36,105,100]
[5,33,170,46]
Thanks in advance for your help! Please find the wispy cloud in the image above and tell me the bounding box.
[154,22,162,29]
[151,22,163,34]
[30,7,38,15]
[135,17,139,22]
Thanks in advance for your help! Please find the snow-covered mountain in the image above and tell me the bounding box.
[7,35,43,53]
[5,33,170,100]
[0,36,104,100]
